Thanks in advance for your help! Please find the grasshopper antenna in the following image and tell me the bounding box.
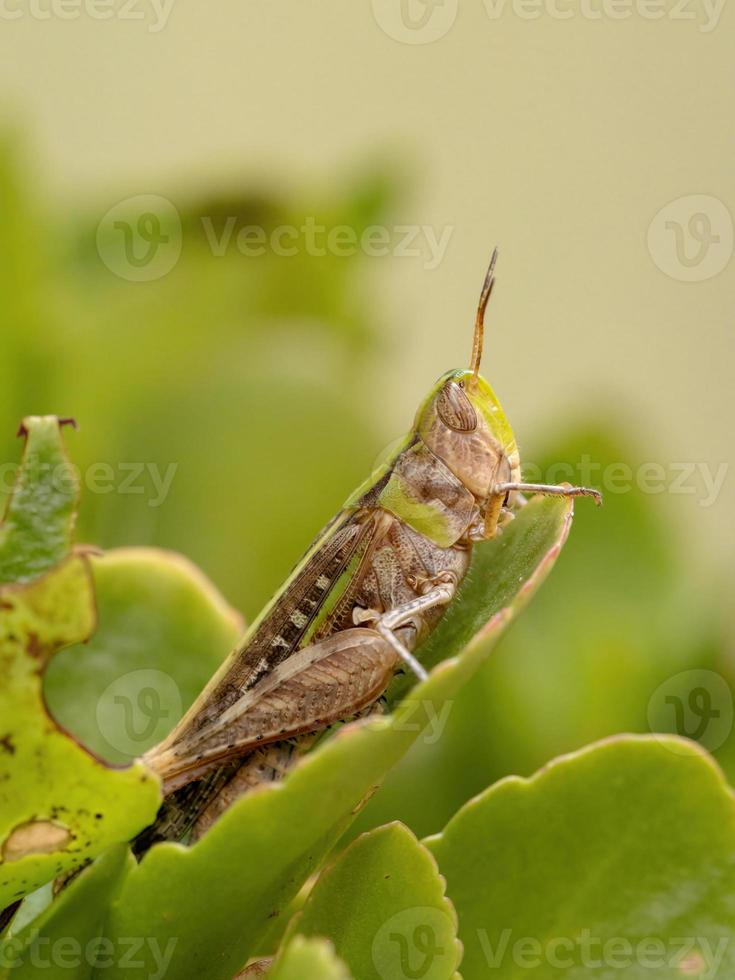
[469,246,499,386]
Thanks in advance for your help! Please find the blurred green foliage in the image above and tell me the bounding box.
[1,133,733,850]
[0,135,395,617]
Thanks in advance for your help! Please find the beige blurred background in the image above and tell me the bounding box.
[0,0,732,567]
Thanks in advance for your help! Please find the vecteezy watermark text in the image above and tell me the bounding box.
[201,215,453,270]
[477,928,728,976]
[0,933,177,978]
[0,458,178,508]
[365,698,454,744]
[372,438,729,509]
[371,0,724,41]
[483,0,725,33]
[0,0,175,32]
[522,456,729,508]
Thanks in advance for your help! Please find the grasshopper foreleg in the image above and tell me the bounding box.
[494,481,602,504]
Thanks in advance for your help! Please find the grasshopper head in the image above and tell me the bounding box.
[415,249,520,501]
[415,369,520,499]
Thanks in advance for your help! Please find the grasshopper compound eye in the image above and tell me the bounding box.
[436,381,477,432]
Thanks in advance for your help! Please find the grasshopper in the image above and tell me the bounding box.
[137,250,600,849]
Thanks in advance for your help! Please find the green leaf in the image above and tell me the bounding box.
[97,494,573,980]
[0,556,160,909]
[0,845,132,979]
[0,419,161,908]
[45,547,242,764]
[425,735,735,979]
[268,937,353,980]
[285,823,461,980]
[0,417,78,585]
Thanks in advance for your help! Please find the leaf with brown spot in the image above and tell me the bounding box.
[2,821,72,862]
[0,419,161,908]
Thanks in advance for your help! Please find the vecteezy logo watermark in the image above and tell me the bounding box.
[648,669,734,754]
[647,195,733,281]
[477,928,728,976]
[372,908,457,980]
[0,0,176,32]
[97,194,182,282]
[96,669,182,758]
[0,933,177,979]
[371,0,458,44]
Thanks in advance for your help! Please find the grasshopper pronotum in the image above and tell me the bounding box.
[137,251,600,849]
